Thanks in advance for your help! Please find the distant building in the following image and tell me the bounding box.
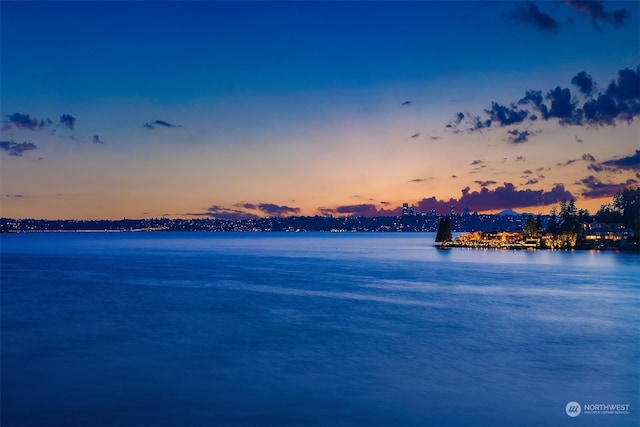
[583,225,634,242]
[450,205,456,216]
[401,203,417,216]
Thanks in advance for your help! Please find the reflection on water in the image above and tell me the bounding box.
[1,233,638,426]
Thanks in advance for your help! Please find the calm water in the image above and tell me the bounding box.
[1,232,638,427]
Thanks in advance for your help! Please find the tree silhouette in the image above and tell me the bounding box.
[435,217,452,244]
[615,187,639,235]
[595,203,622,224]
[547,207,559,234]
[524,215,538,239]
[559,199,579,232]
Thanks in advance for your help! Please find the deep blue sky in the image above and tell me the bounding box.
[4,1,634,99]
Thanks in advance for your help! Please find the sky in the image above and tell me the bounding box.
[1,0,639,220]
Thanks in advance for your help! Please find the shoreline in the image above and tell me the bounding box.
[434,243,639,252]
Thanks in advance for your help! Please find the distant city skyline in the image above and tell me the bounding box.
[1,1,639,220]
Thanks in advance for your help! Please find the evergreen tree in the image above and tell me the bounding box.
[614,187,639,234]
[559,200,567,231]
[535,213,543,233]
[524,215,538,239]
[435,217,452,244]
[547,207,559,234]
[595,203,623,224]
[569,199,578,228]
[559,199,579,232]
[577,208,591,224]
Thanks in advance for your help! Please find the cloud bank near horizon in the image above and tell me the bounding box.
[190,183,577,219]
[411,183,575,215]
[186,202,302,220]
[188,146,639,220]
